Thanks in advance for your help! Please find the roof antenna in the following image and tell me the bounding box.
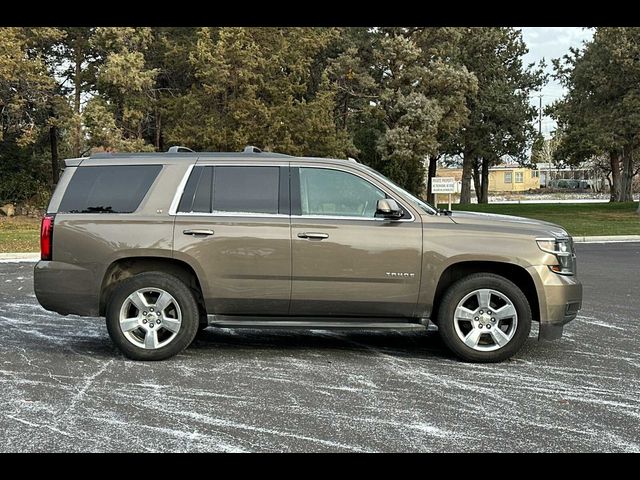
[243,145,262,153]
[168,146,195,153]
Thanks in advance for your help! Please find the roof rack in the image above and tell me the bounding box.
[167,146,195,153]
[90,145,292,159]
[243,145,263,153]
[168,145,264,154]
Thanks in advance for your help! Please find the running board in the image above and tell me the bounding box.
[207,315,428,330]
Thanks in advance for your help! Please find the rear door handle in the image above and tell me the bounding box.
[183,229,214,236]
[297,232,329,240]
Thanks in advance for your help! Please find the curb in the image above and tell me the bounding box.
[0,253,40,262]
[573,235,640,243]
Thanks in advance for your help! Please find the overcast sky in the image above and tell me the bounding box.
[520,27,594,137]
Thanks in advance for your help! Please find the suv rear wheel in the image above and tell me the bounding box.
[106,272,199,360]
[437,273,532,363]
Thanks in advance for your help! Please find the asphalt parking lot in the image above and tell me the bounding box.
[1,243,639,452]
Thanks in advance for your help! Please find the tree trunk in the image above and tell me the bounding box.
[73,46,82,158]
[426,155,438,205]
[480,156,490,203]
[472,159,481,202]
[619,145,634,202]
[610,150,621,202]
[50,123,59,185]
[460,146,473,204]
[155,110,162,151]
[341,98,349,130]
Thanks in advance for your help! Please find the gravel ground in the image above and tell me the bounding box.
[0,243,638,452]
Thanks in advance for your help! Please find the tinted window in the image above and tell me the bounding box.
[59,165,161,214]
[177,166,204,213]
[177,166,214,213]
[192,167,213,213]
[213,167,279,214]
[177,166,281,214]
[299,168,385,218]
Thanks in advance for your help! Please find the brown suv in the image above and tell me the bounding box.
[34,147,582,362]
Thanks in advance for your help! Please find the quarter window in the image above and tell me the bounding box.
[59,165,161,214]
[298,168,386,218]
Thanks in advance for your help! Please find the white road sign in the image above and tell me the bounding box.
[431,177,456,194]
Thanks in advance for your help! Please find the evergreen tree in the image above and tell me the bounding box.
[551,27,640,203]
[452,28,544,204]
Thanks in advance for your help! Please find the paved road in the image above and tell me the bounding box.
[1,243,639,452]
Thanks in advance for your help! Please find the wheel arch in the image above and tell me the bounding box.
[99,256,206,317]
[430,261,540,324]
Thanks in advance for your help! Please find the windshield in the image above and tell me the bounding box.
[361,165,438,215]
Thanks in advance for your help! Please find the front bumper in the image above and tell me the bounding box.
[526,265,583,341]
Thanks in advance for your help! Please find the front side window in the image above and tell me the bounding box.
[177,166,281,214]
[504,172,513,184]
[59,165,161,214]
[298,168,386,218]
[360,165,436,215]
[515,172,524,183]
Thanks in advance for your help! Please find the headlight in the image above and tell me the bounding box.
[536,237,576,275]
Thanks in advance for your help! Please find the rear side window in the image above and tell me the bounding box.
[177,166,281,215]
[214,166,279,214]
[58,165,162,214]
[177,166,213,213]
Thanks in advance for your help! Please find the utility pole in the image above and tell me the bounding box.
[538,94,552,188]
[538,94,543,136]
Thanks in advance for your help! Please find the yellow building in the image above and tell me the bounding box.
[436,165,540,193]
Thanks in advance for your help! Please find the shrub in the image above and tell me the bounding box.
[0,172,51,208]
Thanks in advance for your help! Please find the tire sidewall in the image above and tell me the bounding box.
[437,274,532,363]
[106,272,199,361]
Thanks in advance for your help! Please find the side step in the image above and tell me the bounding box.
[208,315,428,330]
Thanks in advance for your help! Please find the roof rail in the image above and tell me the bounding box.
[347,157,359,163]
[168,146,195,153]
[243,145,263,153]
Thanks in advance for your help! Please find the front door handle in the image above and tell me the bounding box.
[183,229,214,236]
[297,232,329,240]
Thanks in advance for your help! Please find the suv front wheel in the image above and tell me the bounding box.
[437,273,532,363]
[106,272,199,360]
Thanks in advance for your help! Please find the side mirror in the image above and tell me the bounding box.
[375,198,403,219]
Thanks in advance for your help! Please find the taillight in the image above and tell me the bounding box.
[40,214,54,261]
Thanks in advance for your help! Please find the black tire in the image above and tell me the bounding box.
[106,272,199,361]
[437,273,532,363]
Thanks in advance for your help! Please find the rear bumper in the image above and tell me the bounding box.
[526,265,583,341]
[33,261,100,316]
